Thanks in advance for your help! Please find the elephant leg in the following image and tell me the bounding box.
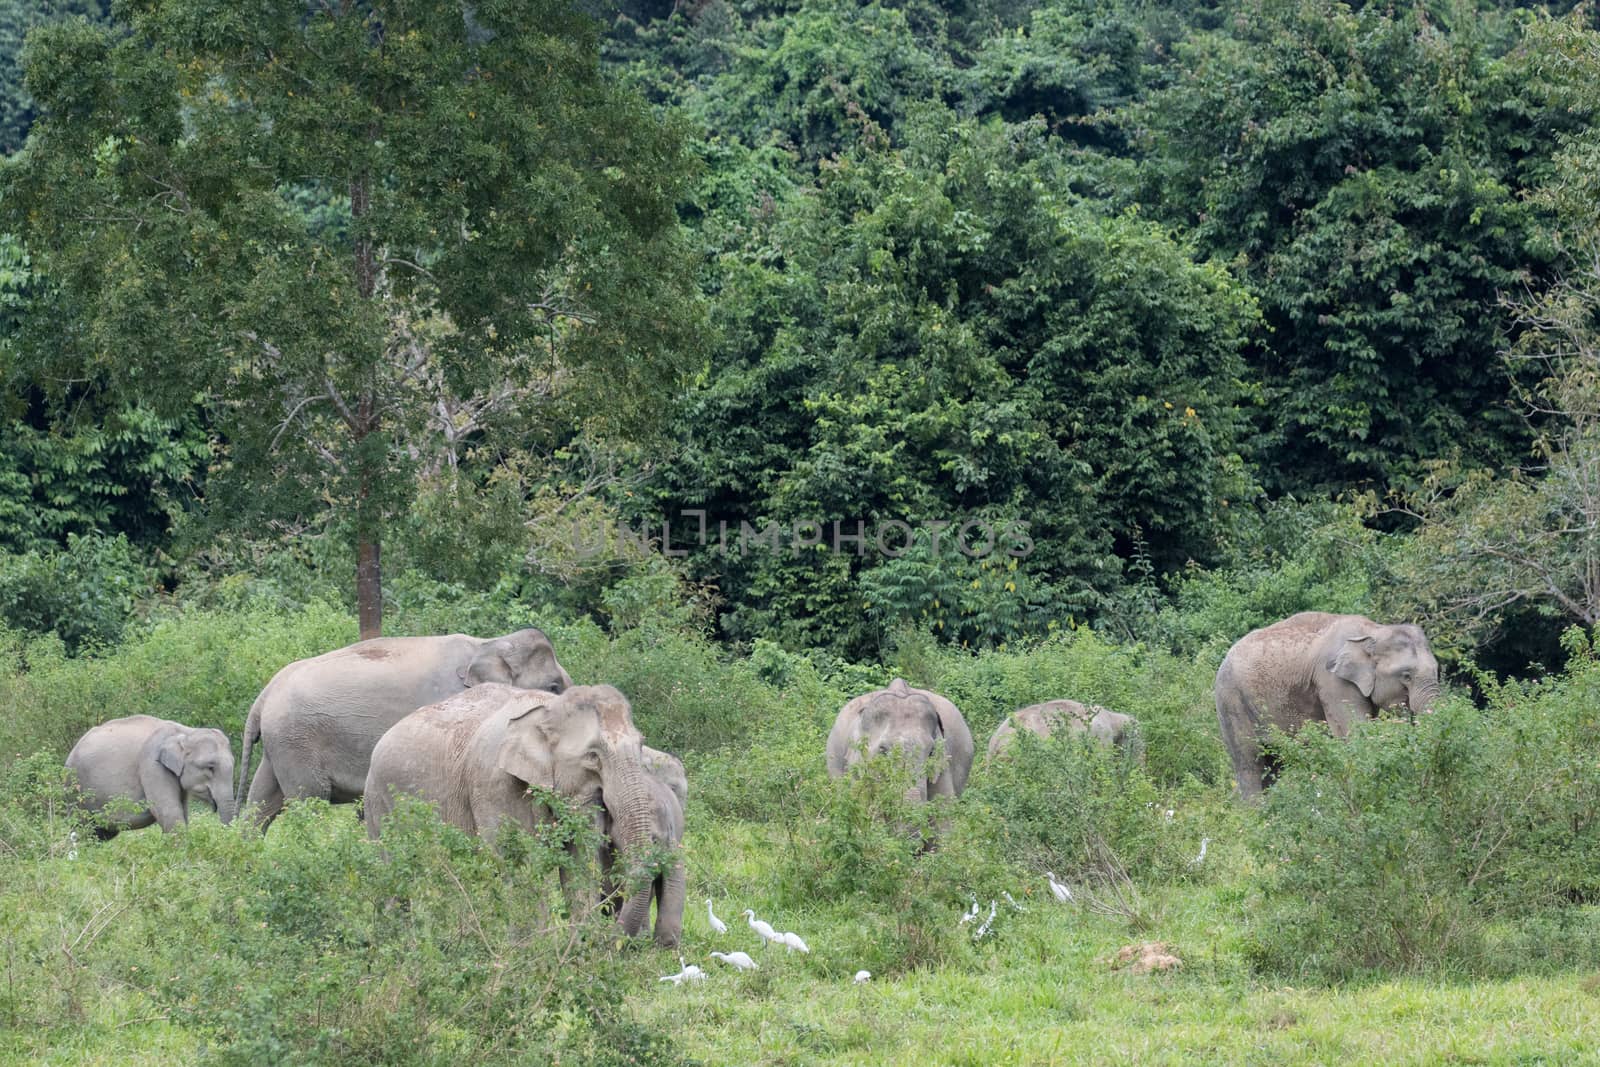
[596,836,620,917]
[245,756,287,831]
[137,759,188,832]
[654,862,685,948]
[268,747,333,806]
[1217,696,1266,801]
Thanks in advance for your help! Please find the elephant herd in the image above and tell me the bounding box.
[62,610,1441,947]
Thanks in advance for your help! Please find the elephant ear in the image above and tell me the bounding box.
[156,735,187,778]
[1329,636,1378,698]
[497,705,558,787]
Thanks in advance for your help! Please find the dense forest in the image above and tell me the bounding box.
[0,0,1595,669]
[2,0,1600,1062]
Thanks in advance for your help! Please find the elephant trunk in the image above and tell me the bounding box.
[1410,677,1441,719]
[903,776,929,807]
[600,746,657,937]
[215,787,237,826]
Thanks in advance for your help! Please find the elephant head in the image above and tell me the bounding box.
[1087,708,1144,763]
[158,728,237,825]
[493,684,658,935]
[848,679,948,805]
[461,628,572,693]
[1326,622,1441,722]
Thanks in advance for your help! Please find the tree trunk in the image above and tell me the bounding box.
[352,170,382,641]
[357,536,382,640]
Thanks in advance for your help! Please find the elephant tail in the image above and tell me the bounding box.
[237,693,265,809]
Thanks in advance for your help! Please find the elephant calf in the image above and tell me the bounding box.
[599,746,687,946]
[986,700,1141,762]
[65,715,237,837]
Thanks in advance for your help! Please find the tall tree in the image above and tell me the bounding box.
[3,0,702,636]
[1134,0,1569,496]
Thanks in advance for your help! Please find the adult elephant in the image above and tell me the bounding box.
[826,678,974,803]
[66,716,236,837]
[986,700,1141,762]
[363,683,661,937]
[1215,612,1441,800]
[239,628,571,830]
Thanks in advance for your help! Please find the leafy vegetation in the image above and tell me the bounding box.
[2,0,1600,1058]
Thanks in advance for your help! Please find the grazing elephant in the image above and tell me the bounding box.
[65,716,237,837]
[239,628,571,830]
[598,746,687,945]
[826,678,975,803]
[986,700,1142,762]
[363,683,661,937]
[1215,612,1442,800]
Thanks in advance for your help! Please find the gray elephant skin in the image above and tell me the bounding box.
[239,628,571,829]
[1215,612,1441,799]
[66,715,237,836]
[362,683,662,938]
[597,746,687,946]
[986,700,1141,762]
[826,678,975,804]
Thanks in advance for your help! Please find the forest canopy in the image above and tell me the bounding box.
[1,0,1597,668]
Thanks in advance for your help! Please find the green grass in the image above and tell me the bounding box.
[4,609,1600,1065]
[10,808,1599,1066]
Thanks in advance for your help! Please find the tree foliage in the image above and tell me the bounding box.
[3,0,703,634]
[1136,0,1572,494]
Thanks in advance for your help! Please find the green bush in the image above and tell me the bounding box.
[1247,628,1600,980]
[0,533,152,653]
[966,730,1210,887]
[923,626,1229,789]
[0,787,691,1066]
[774,754,989,976]
[1149,499,1380,664]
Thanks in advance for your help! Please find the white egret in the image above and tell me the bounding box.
[1046,872,1073,904]
[706,899,728,936]
[957,895,980,926]
[744,909,781,947]
[659,957,707,985]
[781,931,810,954]
[854,970,872,983]
[973,900,997,941]
[1189,836,1209,868]
[710,950,759,971]
[1002,891,1027,913]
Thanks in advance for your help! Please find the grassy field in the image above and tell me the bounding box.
[3,607,1599,1065]
[6,808,1600,1066]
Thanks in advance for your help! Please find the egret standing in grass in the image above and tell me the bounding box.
[854,970,872,983]
[707,899,728,936]
[710,950,758,971]
[958,895,980,926]
[1189,836,1209,869]
[1046,872,1073,903]
[781,931,810,954]
[744,909,781,948]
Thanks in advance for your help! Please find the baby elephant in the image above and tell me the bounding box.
[599,747,687,947]
[986,700,1141,762]
[65,715,237,837]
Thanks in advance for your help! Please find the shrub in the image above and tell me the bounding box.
[1247,628,1600,980]
[924,626,1229,789]
[0,533,152,653]
[774,754,986,976]
[0,788,692,1066]
[966,730,1207,888]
